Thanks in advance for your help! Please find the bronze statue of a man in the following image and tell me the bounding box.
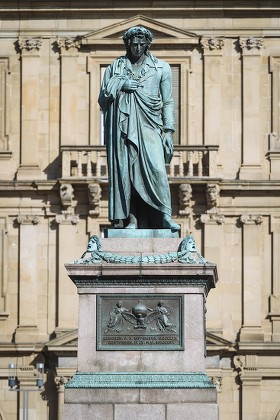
[98,26,180,231]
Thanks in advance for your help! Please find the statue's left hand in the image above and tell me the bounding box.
[163,131,174,153]
[162,131,174,164]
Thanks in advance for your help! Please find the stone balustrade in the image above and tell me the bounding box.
[60,145,219,179]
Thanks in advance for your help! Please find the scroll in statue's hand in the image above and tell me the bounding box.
[162,131,174,164]
[122,79,144,92]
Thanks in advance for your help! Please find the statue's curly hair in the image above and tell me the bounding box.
[123,26,153,50]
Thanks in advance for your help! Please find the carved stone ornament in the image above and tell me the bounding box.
[200,213,225,225]
[18,37,42,52]
[56,37,81,51]
[239,37,263,51]
[210,376,223,392]
[88,183,102,217]
[55,209,79,225]
[60,183,74,208]
[17,215,40,225]
[178,183,192,216]
[206,183,220,209]
[233,355,245,374]
[74,234,209,265]
[200,37,224,51]
[54,376,68,389]
[239,214,263,225]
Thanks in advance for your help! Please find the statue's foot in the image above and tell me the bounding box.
[163,215,180,231]
[125,213,138,229]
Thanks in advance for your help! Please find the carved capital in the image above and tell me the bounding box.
[233,355,245,375]
[55,210,79,225]
[239,37,263,54]
[178,183,192,216]
[240,214,263,225]
[200,37,224,55]
[88,183,102,217]
[18,37,42,55]
[54,376,68,390]
[210,376,223,392]
[200,213,225,225]
[56,37,81,54]
[17,215,40,225]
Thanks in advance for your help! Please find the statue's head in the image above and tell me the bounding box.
[180,235,197,253]
[123,26,153,52]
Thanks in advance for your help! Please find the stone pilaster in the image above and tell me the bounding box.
[267,57,280,179]
[16,38,43,180]
[234,355,262,420]
[55,212,79,329]
[239,214,264,341]
[200,37,224,149]
[15,215,40,342]
[238,37,264,179]
[0,218,8,318]
[56,38,81,146]
[269,216,280,341]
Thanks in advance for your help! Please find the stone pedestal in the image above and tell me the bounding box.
[63,232,219,420]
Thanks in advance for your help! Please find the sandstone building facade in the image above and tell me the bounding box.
[0,1,280,419]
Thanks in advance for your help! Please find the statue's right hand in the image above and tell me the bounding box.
[122,80,143,92]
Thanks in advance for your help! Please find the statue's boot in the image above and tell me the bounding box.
[126,213,138,229]
[162,214,180,231]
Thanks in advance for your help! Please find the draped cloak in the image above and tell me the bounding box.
[98,53,175,223]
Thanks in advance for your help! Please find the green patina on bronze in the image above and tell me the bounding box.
[97,294,184,351]
[74,235,209,265]
[99,26,180,231]
[65,372,215,389]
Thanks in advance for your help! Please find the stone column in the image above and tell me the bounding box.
[239,214,264,341]
[16,38,42,180]
[238,37,264,179]
[55,213,79,331]
[57,38,81,146]
[269,216,280,341]
[200,37,224,148]
[15,215,40,343]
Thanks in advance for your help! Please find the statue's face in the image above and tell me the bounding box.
[186,238,197,252]
[129,36,147,61]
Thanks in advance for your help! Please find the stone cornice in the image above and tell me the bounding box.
[2,1,280,15]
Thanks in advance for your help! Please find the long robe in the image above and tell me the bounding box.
[98,52,175,223]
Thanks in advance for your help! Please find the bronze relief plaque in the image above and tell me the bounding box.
[97,294,183,350]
